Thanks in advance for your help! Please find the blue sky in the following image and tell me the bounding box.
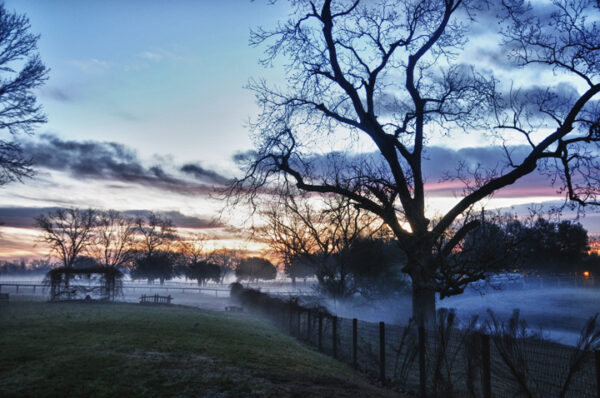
[8,0,289,166]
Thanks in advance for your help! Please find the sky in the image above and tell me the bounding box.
[0,0,598,261]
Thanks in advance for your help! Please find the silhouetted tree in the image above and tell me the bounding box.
[517,218,589,272]
[208,248,242,282]
[35,208,97,268]
[230,0,600,325]
[90,210,136,268]
[130,250,177,285]
[236,257,277,282]
[132,213,178,284]
[187,260,221,286]
[134,213,177,257]
[0,4,48,185]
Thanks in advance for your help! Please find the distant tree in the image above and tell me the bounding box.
[236,257,277,282]
[260,193,385,298]
[285,254,316,285]
[0,4,48,185]
[187,260,221,286]
[35,208,97,268]
[518,218,589,272]
[208,248,242,283]
[90,210,136,268]
[130,250,176,285]
[230,0,600,325]
[72,255,100,269]
[131,213,178,284]
[342,237,409,299]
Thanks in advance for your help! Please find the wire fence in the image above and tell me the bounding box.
[230,284,600,398]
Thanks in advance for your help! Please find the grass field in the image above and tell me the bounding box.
[0,299,398,397]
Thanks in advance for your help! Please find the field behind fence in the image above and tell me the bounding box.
[231,284,600,398]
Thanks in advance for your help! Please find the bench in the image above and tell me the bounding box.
[139,294,172,305]
[0,293,8,304]
[225,305,243,313]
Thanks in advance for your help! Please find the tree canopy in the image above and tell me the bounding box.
[231,0,600,325]
[0,4,48,185]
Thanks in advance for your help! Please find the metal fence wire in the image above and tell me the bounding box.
[231,286,600,398]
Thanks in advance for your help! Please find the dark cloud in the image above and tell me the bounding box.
[0,206,221,230]
[20,134,228,195]
[122,210,221,229]
[43,87,74,102]
[0,206,62,228]
[180,163,231,185]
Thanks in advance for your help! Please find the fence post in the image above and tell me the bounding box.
[353,318,358,370]
[289,306,294,334]
[307,310,312,342]
[297,308,302,337]
[318,312,323,351]
[481,333,491,398]
[332,316,338,358]
[596,350,600,398]
[419,324,426,398]
[16,285,19,293]
[380,321,386,384]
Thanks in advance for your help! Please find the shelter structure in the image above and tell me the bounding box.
[44,266,123,301]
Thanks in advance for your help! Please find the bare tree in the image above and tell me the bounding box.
[178,232,209,265]
[0,4,48,185]
[35,208,97,268]
[230,0,600,325]
[134,212,177,257]
[260,192,385,296]
[90,210,136,268]
[207,248,242,283]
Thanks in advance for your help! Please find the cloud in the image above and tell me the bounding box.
[0,206,221,230]
[42,87,76,102]
[122,210,221,229]
[180,163,231,185]
[19,134,229,196]
[70,58,110,74]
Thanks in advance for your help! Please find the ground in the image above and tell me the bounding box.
[0,299,401,397]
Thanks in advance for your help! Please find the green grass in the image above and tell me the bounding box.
[0,300,396,397]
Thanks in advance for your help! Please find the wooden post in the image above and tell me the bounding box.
[353,318,358,369]
[481,333,492,398]
[419,324,426,398]
[307,310,312,342]
[289,306,294,334]
[596,350,600,398]
[332,316,338,358]
[16,285,19,293]
[33,285,36,293]
[297,308,301,337]
[318,312,323,351]
[380,321,386,383]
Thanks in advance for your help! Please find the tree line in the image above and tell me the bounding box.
[33,208,277,285]
[260,192,598,300]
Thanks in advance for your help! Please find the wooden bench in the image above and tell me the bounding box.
[139,294,172,305]
[225,305,243,313]
[0,293,8,304]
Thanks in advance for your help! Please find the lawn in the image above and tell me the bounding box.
[0,299,398,397]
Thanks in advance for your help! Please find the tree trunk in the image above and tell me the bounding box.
[412,284,436,328]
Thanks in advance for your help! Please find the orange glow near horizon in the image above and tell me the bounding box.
[0,225,268,262]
